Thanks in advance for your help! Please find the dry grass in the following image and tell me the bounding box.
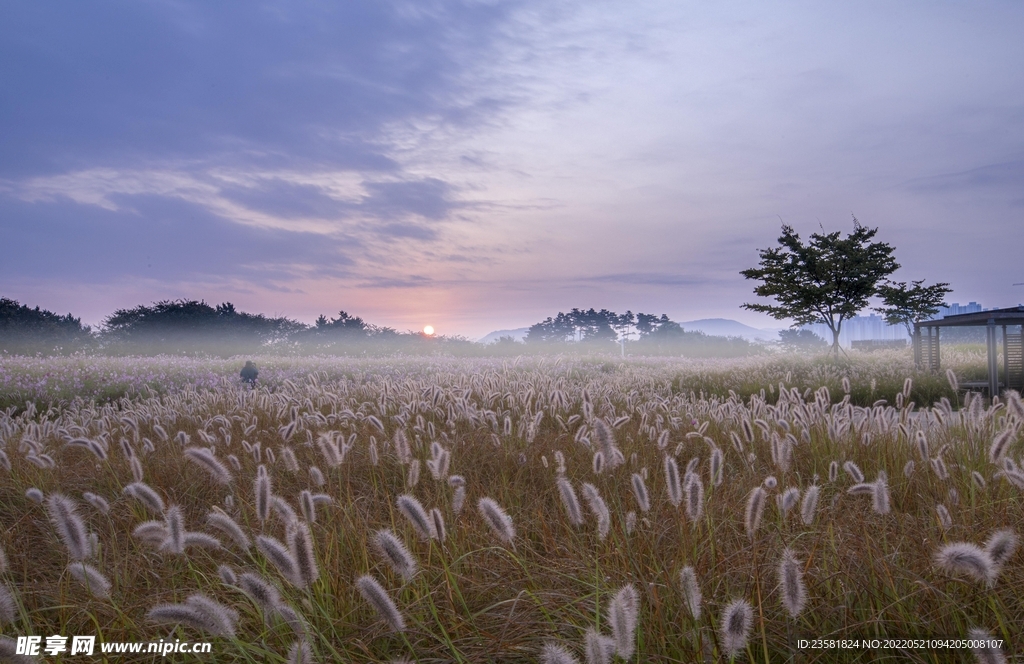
[0,354,1020,663]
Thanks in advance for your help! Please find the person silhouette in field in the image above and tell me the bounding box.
[240,361,259,387]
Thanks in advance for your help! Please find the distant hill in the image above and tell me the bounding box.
[677,318,782,342]
[477,320,781,344]
[477,328,530,344]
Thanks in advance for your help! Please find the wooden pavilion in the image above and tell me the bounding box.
[914,305,1024,398]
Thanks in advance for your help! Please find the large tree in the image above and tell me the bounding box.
[740,220,899,356]
[875,279,952,338]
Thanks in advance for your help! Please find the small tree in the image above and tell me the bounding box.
[741,220,899,356]
[875,280,951,338]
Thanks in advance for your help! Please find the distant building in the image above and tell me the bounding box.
[800,303,987,348]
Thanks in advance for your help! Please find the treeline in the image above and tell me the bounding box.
[522,307,755,357]
[1,297,760,358]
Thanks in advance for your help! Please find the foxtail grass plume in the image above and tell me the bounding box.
[255,465,271,523]
[679,566,701,620]
[540,643,580,664]
[477,497,515,544]
[968,627,1008,664]
[67,562,111,599]
[592,452,605,475]
[406,459,421,488]
[800,485,820,525]
[685,474,704,523]
[206,509,251,550]
[631,473,650,513]
[452,485,466,515]
[299,490,316,523]
[397,494,435,540]
[355,574,405,632]
[872,476,891,515]
[161,505,185,554]
[257,535,302,587]
[972,471,987,489]
[904,460,915,478]
[607,583,639,660]
[82,492,110,515]
[25,488,44,504]
[778,487,799,515]
[148,594,239,637]
[373,529,417,581]
[584,627,615,664]
[288,522,319,588]
[593,418,621,469]
[288,640,313,664]
[989,430,1014,464]
[124,482,165,515]
[745,487,766,539]
[936,504,952,531]
[431,508,446,543]
[828,461,838,482]
[915,430,929,460]
[46,493,90,561]
[763,475,777,489]
[777,548,807,618]
[710,447,723,487]
[0,584,16,625]
[934,542,995,585]
[719,599,753,658]
[557,477,584,526]
[843,461,864,483]
[581,483,611,540]
[218,565,237,586]
[664,455,682,506]
[271,495,299,526]
[984,529,1018,569]
[238,572,283,618]
[183,447,233,485]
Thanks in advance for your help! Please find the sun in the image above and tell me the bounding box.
[423,325,435,336]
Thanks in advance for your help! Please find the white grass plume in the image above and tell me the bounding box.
[397,494,435,540]
[583,627,615,664]
[373,529,417,582]
[843,461,864,483]
[710,447,723,486]
[288,640,313,664]
[719,598,753,658]
[183,447,233,485]
[25,488,43,504]
[355,574,405,632]
[630,473,650,513]
[685,474,704,523]
[288,522,319,588]
[968,627,1007,664]
[271,495,299,526]
[745,487,766,539]
[664,455,682,506]
[872,475,891,515]
[431,508,446,543]
[0,584,18,625]
[777,548,807,618]
[218,565,237,586]
[580,483,611,540]
[989,430,1014,465]
[984,529,1018,569]
[452,485,466,515]
[299,490,316,523]
[557,477,584,526]
[679,566,701,620]
[46,493,90,561]
[238,572,283,618]
[67,562,111,599]
[124,482,165,515]
[148,594,238,637]
[255,464,271,523]
[778,487,800,515]
[132,520,168,546]
[934,542,996,585]
[257,535,301,587]
[540,643,580,664]
[406,459,420,488]
[206,509,251,550]
[607,583,639,660]
[82,492,110,515]
[309,466,325,486]
[800,485,820,525]
[477,497,515,544]
[828,460,838,482]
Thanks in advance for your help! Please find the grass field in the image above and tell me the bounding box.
[0,352,1020,662]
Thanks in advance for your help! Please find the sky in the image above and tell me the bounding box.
[2,1,1023,340]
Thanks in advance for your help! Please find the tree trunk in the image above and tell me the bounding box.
[830,327,841,358]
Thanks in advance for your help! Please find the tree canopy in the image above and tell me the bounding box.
[741,220,900,355]
[875,280,952,337]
